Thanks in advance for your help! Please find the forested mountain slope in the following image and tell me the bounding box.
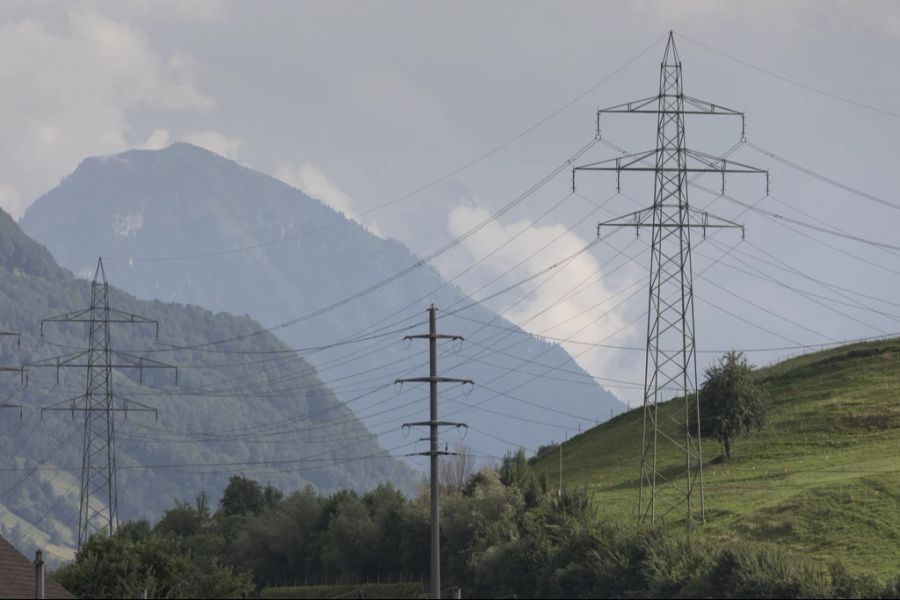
[0,208,411,558]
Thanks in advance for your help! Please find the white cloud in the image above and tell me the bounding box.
[0,185,25,221]
[139,128,244,160]
[635,0,900,39]
[141,128,172,150]
[446,204,643,402]
[182,130,244,160]
[110,0,229,24]
[278,164,353,215]
[0,10,213,219]
[274,163,384,237]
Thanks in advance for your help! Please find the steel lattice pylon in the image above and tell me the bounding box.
[32,258,176,548]
[79,264,118,546]
[574,32,767,527]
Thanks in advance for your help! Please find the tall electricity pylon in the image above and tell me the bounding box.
[396,305,471,600]
[30,258,175,548]
[574,32,767,527]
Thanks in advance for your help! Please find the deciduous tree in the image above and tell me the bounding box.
[696,350,769,460]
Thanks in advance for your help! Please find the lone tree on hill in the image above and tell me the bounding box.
[695,350,769,460]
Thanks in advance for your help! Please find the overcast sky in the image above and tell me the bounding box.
[2,0,900,407]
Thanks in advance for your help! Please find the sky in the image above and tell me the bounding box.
[2,0,900,408]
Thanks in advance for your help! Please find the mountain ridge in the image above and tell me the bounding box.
[22,142,627,459]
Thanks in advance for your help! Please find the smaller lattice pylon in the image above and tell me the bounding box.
[27,258,176,548]
[0,331,23,417]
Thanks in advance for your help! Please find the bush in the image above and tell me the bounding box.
[706,544,833,598]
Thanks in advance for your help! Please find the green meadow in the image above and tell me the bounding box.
[532,340,900,579]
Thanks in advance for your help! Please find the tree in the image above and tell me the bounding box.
[696,350,769,460]
[54,525,252,599]
[219,475,282,516]
[498,448,530,488]
[220,475,264,516]
[439,442,476,490]
[155,495,207,539]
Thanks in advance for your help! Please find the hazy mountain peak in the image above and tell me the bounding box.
[87,141,227,166]
[23,145,626,459]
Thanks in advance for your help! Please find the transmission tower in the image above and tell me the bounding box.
[28,258,175,548]
[396,305,471,600]
[573,32,767,527]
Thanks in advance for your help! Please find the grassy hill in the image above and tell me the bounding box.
[531,339,900,580]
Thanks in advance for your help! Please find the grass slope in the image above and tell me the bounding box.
[532,339,900,580]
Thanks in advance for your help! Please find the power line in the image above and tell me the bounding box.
[81,165,648,460]
[676,31,900,121]
[741,239,900,311]
[113,137,600,356]
[36,39,673,451]
[107,189,612,446]
[579,135,869,355]
[747,142,900,213]
[721,195,900,252]
[2,442,419,473]
[702,238,900,330]
[101,33,667,264]
[764,193,900,265]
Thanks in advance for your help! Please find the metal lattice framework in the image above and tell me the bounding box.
[574,32,767,527]
[30,259,175,548]
[0,331,22,416]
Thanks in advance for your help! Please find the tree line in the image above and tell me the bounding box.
[55,447,898,598]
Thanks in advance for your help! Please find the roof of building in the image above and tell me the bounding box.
[0,535,75,599]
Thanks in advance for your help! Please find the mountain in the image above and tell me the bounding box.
[0,208,411,558]
[530,339,900,580]
[21,143,625,459]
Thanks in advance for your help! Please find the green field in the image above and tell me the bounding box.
[532,339,900,580]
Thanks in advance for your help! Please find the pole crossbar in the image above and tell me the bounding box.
[395,377,473,384]
[402,420,468,428]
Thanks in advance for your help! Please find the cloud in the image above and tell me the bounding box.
[0,185,25,222]
[182,130,244,160]
[138,128,245,161]
[635,0,900,39]
[109,0,229,24]
[0,10,213,219]
[141,128,172,150]
[446,204,642,399]
[274,163,384,237]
